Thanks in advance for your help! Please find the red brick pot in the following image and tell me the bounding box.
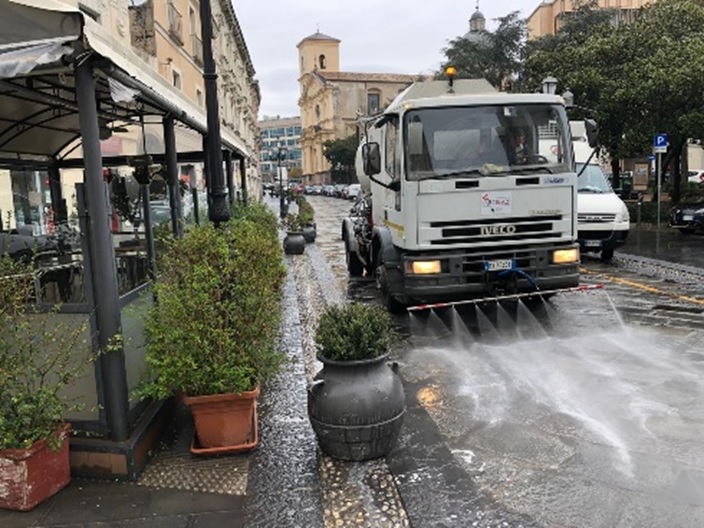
[0,426,71,512]
[184,387,260,453]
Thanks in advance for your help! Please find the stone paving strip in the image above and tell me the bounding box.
[292,246,411,528]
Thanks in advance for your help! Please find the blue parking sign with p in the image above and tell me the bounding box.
[654,133,668,153]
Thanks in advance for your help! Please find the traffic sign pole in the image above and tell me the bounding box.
[657,152,661,232]
[653,133,668,232]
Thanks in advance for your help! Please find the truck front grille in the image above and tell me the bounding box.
[428,215,564,246]
[578,213,616,223]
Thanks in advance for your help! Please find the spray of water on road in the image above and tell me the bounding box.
[405,292,704,482]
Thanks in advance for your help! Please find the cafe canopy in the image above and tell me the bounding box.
[0,0,249,162]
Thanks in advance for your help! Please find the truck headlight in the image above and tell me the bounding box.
[615,204,630,223]
[407,260,442,274]
[552,248,580,264]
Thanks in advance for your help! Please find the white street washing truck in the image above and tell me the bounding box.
[342,77,599,312]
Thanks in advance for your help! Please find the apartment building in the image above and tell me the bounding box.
[527,0,650,38]
[129,0,261,195]
[258,117,302,184]
[0,0,260,234]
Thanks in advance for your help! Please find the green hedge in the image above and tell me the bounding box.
[140,202,286,398]
[625,200,673,225]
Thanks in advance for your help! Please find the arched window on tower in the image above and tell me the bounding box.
[319,54,326,69]
[301,56,305,72]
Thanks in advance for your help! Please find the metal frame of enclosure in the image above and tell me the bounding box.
[0,0,249,479]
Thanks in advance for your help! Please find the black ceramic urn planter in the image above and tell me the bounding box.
[283,231,306,255]
[301,223,316,243]
[307,353,405,461]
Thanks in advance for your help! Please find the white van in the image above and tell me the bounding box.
[539,122,629,261]
[571,122,629,261]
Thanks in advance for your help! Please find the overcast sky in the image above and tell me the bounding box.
[234,0,538,120]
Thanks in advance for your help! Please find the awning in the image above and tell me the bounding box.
[0,0,249,161]
[0,0,81,52]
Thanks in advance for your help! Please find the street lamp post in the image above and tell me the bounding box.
[199,0,229,226]
[542,75,558,95]
[267,140,288,219]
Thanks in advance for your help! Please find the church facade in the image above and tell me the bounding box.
[297,31,422,184]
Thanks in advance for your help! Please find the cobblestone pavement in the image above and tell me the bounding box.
[3,196,703,528]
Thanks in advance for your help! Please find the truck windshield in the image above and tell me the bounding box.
[577,163,612,193]
[403,104,571,181]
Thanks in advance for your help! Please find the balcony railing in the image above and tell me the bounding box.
[191,33,203,66]
[167,2,183,45]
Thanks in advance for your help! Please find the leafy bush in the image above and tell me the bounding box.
[314,302,395,361]
[0,256,89,450]
[295,195,315,226]
[284,212,303,232]
[626,200,673,224]
[140,203,286,399]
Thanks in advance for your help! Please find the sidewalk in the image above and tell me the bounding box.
[1,227,322,528]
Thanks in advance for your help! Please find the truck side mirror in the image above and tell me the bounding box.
[362,142,381,176]
[585,119,599,149]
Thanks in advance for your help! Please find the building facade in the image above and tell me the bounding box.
[129,0,261,196]
[297,31,421,184]
[1,0,262,235]
[258,116,302,184]
[527,0,649,39]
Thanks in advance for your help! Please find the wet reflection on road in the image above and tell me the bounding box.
[307,195,704,527]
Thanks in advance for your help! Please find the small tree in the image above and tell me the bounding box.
[323,135,357,183]
[440,11,526,90]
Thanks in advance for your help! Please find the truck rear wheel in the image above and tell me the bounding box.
[346,244,365,276]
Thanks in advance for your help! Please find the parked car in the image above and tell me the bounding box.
[347,183,362,201]
[669,201,704,234]
[687,170,704,185]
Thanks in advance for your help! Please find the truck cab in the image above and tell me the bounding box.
[344,79,588,312]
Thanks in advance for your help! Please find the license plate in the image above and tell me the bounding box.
[585,240,602,247]
[485,259,513,271]
[683,215,694,221]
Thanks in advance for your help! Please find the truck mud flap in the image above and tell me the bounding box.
[406,284,604,312]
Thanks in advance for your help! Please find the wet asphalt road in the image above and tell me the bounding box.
[301,195,704,528]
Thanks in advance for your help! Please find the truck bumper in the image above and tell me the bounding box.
[398,243,580,304]
[578,229,629,251]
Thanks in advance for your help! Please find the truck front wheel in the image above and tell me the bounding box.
[376,263,407,314]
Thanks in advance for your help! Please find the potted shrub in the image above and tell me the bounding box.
[296,195,316,243]
[283,212,306,255]
[0,255,89,511]
[140,202,286,454]
[307,302,405,461]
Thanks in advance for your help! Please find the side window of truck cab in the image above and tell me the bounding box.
[385,120,400,180]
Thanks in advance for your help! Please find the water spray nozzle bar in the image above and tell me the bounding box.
[406,284,604,312]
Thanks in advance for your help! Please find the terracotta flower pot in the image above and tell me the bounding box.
[184,387,260,454]
[0,425,71,512]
